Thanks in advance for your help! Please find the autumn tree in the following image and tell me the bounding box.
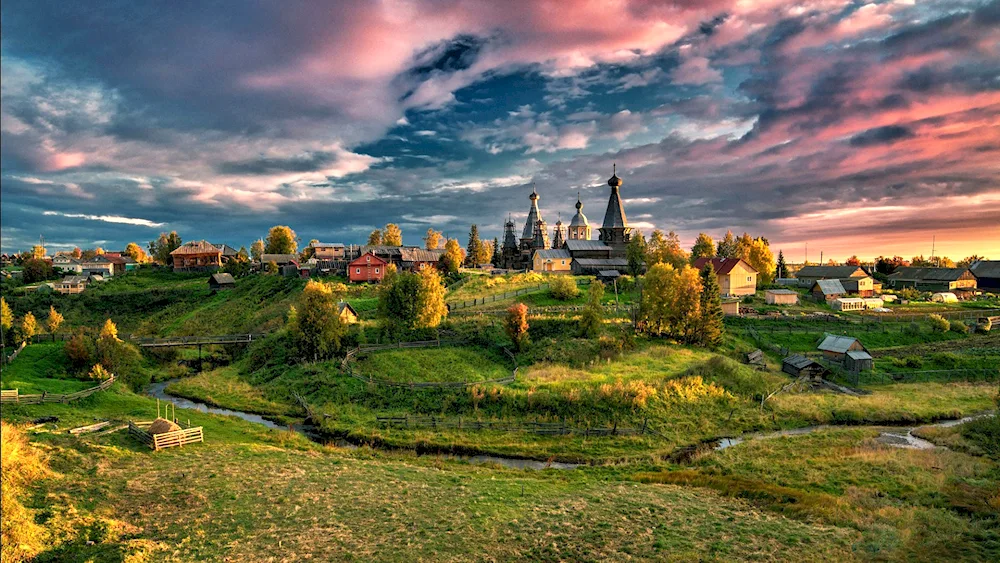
[482,239,495,266]
[265,225,298,255]
[424,228,443,250]
[377,270,422,335]
[441,238,463,274]
[367,229,383,246]
[288,280,346,361]
[46,306,64,334]
[71,247,82,259]
[383,223,403,246]
[250,239,265,261]
[875,256,907,276]
[30,245,46,259]
[716,230,738,258]
[65,329,92,368]
[99,318,119,341]
[691,233,715,261]
[149,231,182,265]
[910,255,931,267]
[639,264,703,342]
[845,255,861,266]
[20,313,38,344]
[549,276,579,300]
[745,237,776,286]
[625,231,647,276]
[698,264,724,347]
[466,225,483,266]
[647,230,687,269]
[504,303,530,351]
[0,298,12,351]
[415,266,448,328]
[578,281,605,338]
[958,255,986,268]
[775,250,787,279]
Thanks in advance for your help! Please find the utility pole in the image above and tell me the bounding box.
[931,235,936,266]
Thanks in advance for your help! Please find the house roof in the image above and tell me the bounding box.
[399,248,445,262]
[338,302,358,316]
[783,354,820,370]
[313,242,345,248]
[350,252,388,266]
[834,297,865,304]
[888,267,972,281]
[572,258,629,267]
[795,265,867,279]
[102,254,127,265]
[210,273,236,284]
[847,350,873,361]
[565,240,611,253]
[82,255,113,264]
[838,277,871,291]
[171,240,221,255]
[766,289,798,295]
[692,257,758,275]
[211,244,240,257]
[817,334,863,354]
[260,254,298,265]
[970,260,1000,278]
[597,270,621,278]
[61,275,88,285]
[534,249,571,260]
[812,279,846,295]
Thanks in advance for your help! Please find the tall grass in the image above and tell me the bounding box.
[1,422,48,563]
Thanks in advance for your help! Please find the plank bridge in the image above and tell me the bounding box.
[131,333,268,348]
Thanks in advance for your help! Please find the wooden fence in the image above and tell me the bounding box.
[0,374,116,404]
[341,340,519,389]
[375,415,658,437]
[128,420,204,451]
[447,283,549,311]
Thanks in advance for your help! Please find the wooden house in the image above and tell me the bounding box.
[56,275,88,294]
[337,302,359,324]
[692,257,758,297]
[399,248,445,271]
[311,243,346,260]
[782,355,828,379]
[811,279,846,302]
[349,252,387,283]
[817,334,869,363]
[838,276,875,297]
[765,289,799,305]
[845,350,874,372]
[208,272,236,290]
[52,254,83,273]
[532,249,572,273]
[970,260,1000,291]
[80,255,117,277]
[887,267,977,292]
[794,265,867,286]
[170,241,222,272]
[212,244,241,264]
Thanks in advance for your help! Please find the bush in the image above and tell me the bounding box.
[548,276,579,300]
[949,320,967,334]
[928,314,950,333]
[904,322,921,335]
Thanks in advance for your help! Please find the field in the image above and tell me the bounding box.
[2,271,998,561]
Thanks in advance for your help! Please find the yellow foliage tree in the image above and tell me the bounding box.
[124,242,149,263]
[288,280,344,361]
[265,225,298,255]
[415,266,448,328]
[99,318,119,341]
[20,313,38,344]
[383,223,403,246]
[424,228,442,250]
[46,306,64,334]
[746,237,775,286]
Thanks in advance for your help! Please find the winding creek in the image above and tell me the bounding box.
[147,379,992,470]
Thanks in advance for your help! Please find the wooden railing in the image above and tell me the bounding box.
[0,375,116,404]
[128,420,205,451]
[131,333,268,347]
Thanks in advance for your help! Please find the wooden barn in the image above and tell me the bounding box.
[208,272,236,290]
[337,302,359,324]
[811,279,846,302]
[170,241,222,272]
[794,265,867,286]
[887,267,977,292]
[782,355,828,379]
[817,334,870,363]
[845,350,874,372]
[349,252,387,283]
[970,260,1000,291]
[765,289,799,305]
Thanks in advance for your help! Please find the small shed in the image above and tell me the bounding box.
[721,299,741,316]
[862,297,884,309]
[811,279,846,302]
[596,269,621,284]
[765,289,799,305]
[845,350,874,372]
[831,297,866,311]
[817,334,869,362]
[208,272,236,290]
[782,355,828,379]
[338,302,359,324]
[931,292,958,303]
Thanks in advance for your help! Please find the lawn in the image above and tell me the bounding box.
[0,341,92,394]
[164,366,297,417]
[352,346,513,383]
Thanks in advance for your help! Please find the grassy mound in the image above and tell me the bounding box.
[0,342,92,394]
[353,347,512,383]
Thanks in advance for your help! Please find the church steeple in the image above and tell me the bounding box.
[552,214,565,249]
[598,164,631,256]
[568,192,591,240]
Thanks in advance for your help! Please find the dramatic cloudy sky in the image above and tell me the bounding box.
[2,0,998,260]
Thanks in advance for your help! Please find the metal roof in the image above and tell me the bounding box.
[847,350,873,360]
[210,273,235,284]
[692,257,758,275]
[260,254,298,264]
[812,279,846,295]
[766,289,798,295]
[783,354,817,369]
[534,249,571,260]
[817,334,861,354]
[171,240,221,255]
[970,260,1000,278]
[888,267,971,281]
[565,240,611,252]
[573,258,629,267]
[795,265,866,279]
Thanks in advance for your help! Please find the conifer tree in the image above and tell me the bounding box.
[775,250,787,280]
[716,230,738,258]
[698,264,724,347]
[466,225,482,266]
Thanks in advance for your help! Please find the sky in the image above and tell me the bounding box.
[2,0,998,262]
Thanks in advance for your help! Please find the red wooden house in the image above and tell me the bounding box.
[348,252,387,283]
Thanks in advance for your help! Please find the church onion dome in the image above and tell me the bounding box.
[570,194,588,227]
[607,163,623,188]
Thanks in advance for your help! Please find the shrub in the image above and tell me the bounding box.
[930,352,961,368]
[549,276,579,300]
[928,314,950,333]
[64,329,93,369]
[949,320,967,334]
[978,317,992,333]
[899,287,921,301]
[504,303,530,352]
[904,322,921,335]
[88,364,112,381]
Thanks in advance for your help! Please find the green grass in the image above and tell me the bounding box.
[0,342,92,394]
[164,366,297,417]
[353,346,512,383]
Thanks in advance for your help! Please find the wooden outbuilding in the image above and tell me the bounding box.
[721,299,741,316]
[338,302,359,324]
[349,252,388,283]
[887,267,977,292]
[794,265,867,286]
[782,354,828,379]
[596,270,621,284]
[970,260,1000,291]
[532,249,572,273]
[170,241,222,272]
[845,350,874,372]
[765,289,799,305]
[817,334,870,363]
[208,272,236,290]
[811,279,846,302]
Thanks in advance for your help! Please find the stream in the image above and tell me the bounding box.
[145,379,581,470]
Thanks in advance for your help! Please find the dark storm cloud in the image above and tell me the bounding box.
[849,125,915,147]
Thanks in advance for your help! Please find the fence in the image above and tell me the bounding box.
[450,302,633,317]
[0,374,116,404]
[375,415,658,437]
[128,420,204,451]
[341,340,519,389]
[447,283,550,311]
[131,333,269,347]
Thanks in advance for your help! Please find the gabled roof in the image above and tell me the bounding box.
[970,260,1000,278]
[102,254,127,265]
[349,252,388,266]
[260,254,298,265]
[81,255,113,264]
[399,248,445,262]
[597,270,621,277]
[692,257,758,275]
[312,242,345,248]
[766,289,798,295]
[572,258,629,267]
[565,240,611,252]
[888,267,973,281]
[61,275,88,285]
[795,265,867,279]
[817,334,863,354]
[338,302,358,316]
[783,354,819,369]
[847,350,873,361]
[838,277,872,291]
[812,279,846,295]
[534,249,571,260]
[171,240,221,255]
[210,273,236,284]
[212,244,240,257]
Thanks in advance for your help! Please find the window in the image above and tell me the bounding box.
[366,256,370,262]
[356,268,361,274]
[375,268,379,274]
[562,260,566,265]
[747,276,752,283]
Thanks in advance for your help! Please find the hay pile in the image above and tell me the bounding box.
[147,418,181,435]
